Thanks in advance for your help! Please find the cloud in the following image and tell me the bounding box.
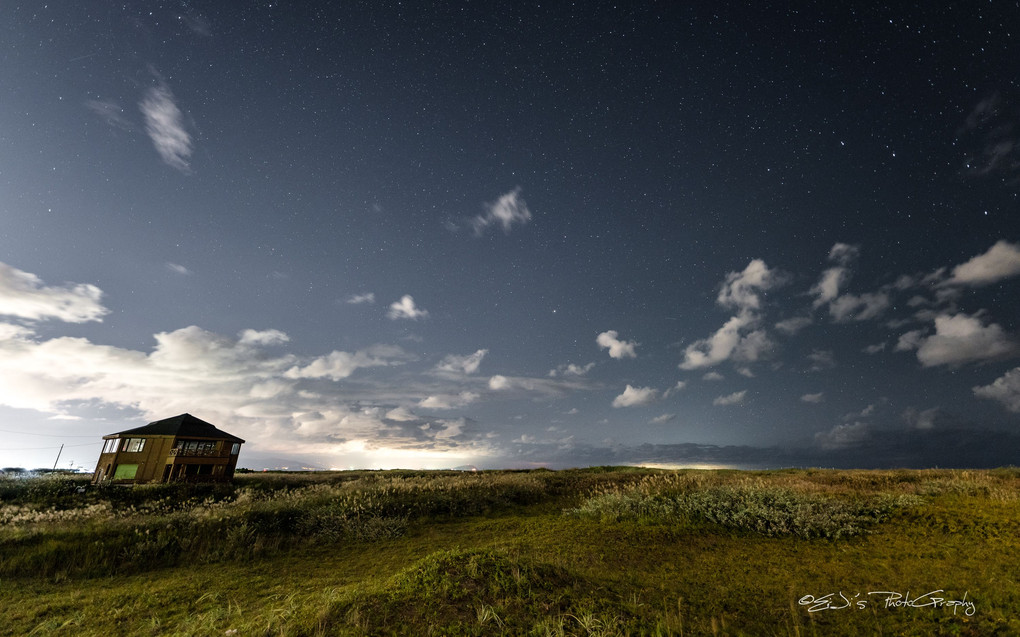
[85,99,134,131]
[899,313,1017,367]
[863,342,887,354]
[346,293,375,305]
[166,263,192,276]
[650,413,676,424]
[285,345,412,381]
[0,262,108,323]
[902,407,939,430]
[470,188,532,234]
[945,241,1020,286]
[973,367,1020,412]
[806,349,836,371]
[663,381,687,397]
[139,81,193,172]
[801,392,825,403]
[596,330,638,359]
[712,390,746,406]
[828,243,860,266]
[418,392,479,410]
[702,372,724,381]
[680,259,782,370]
[548,362,595,377]
[388,295,429,320]
[612,385,658,407]
[716,259,783,311]
[384,406,419,421]
[828,292,890,322]
[679,315,774,370]
[815,422,870,450]
[775,316,812,335]
[435,349,487,375]
[239,329,290,346]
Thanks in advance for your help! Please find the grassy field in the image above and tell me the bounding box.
[1,467,1018,636]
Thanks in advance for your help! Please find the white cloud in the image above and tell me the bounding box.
[663,381,687,397]
[815,422,869,450]
[470,188,532,234]
[139,82,192,172]
[828,243,860,266]
[488,375,511,390]
[548,362,595,377]
[801,392,825,403]
[435,349,488,375]
[905,313,1017,367]
[775,316,812,335]
[702,372,724,381]
[418,392,479,410]
[0,262,108,323]
[612,385,658,407]
[597,330,638,359]
[946,240,1020,286]
[863,342,887,354]
[385,406,419,421]
[973,367,1020,412]
[650,413,676,424]
[346,293,375,305]
[239,329,290,346]
[810,267,850,308]
[712,390,747,406]
[285,345,411,381]
[828,292,890,322]
[388,295,429,320]
[681,259,782,370]
[717,259,783,311]
[680,314,773,369]
[166,263,192,276]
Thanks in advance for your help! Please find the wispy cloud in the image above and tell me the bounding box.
[801,392,825,404]
[435,349,487,375]
[86,99,134,131]
[650,413,676,424]
[470,188,532,234]
[0,262,108,323]
[388,295,429,320]
[548,362,595,377]
[166,263,192,276]
[346,292,375,305]
[139,81,193,172]
[712,390,747,406]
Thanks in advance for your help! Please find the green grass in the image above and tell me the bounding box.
[1,468,1018,635]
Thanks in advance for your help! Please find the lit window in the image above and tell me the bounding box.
[231,443,240,455]
[124,438,146,453]
[103,439,119,454]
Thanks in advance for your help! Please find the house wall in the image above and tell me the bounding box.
[92,434,243,484]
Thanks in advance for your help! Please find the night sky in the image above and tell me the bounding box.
[2,2,1019,471]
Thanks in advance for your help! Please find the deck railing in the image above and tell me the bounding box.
[168,447,228,457]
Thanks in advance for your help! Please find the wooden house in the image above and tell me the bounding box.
[91,413,245,484]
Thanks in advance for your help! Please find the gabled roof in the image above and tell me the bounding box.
[110,413,245,443]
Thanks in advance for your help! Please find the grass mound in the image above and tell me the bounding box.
[312,548,634,636]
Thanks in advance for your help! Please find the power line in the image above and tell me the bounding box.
[0,428,98,436]
[0,442,102,451]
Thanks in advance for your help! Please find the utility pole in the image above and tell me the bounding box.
[53,444,63,470]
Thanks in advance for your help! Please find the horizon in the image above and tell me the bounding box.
[2,2,1019,472]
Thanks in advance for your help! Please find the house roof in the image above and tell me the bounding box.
[110,413,245,443]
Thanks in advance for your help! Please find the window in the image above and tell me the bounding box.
[230,443,240,455]
[113,464,138,480]
[123,438,146,453]
[102,439,119,454]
